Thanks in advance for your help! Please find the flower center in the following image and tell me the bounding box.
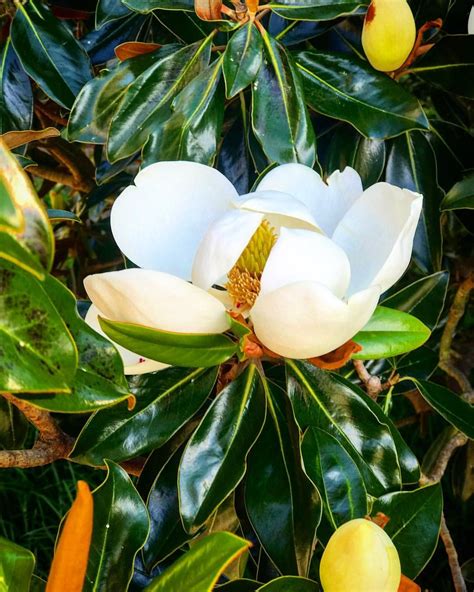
[226,219,276,310]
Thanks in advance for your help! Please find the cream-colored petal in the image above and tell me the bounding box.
[469,6,474,34]
[332,183,422,295]
[85,304,167,375]
[260,228,351,299]
[256,164,363,235]
[84,269,230,334]
[192,209,263,290]
[250,281,380,359]
[110,161,238,280]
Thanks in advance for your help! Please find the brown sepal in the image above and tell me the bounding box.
[114,42,162,61]
[307,340,362,370]
[398,574,421,592]
[194,0,222,20]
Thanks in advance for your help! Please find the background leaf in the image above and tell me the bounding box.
[441,174,474,211]
[0,536,35,592]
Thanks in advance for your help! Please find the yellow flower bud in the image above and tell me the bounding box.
[319,518,401,592]
[362,0,416,72]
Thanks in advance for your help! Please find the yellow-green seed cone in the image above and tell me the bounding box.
[362,0,416,72]
[320,519,401,592]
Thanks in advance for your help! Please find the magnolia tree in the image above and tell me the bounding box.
[0,0,473,591]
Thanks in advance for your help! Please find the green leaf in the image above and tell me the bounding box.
[143,532,250,592]
[245,371,321,576]
[411,379,474,439]
[0,232,45,280]
[123,0,194,12]
[411,35,474,99]
[257,577,319,592]
[441,174,474,211]
[286,361,401,495]
[302,427,367,529]
[84,461,149,592]
[352,306,430,360]
[72,366,216,464]
[11,0,92,109]
[252,30,316,166]
[0,40,33,135]
[295,51,429,139]
[218,580,260,591]
[0,396,28,449]
[268,0,368,20]
[0,260,77,394]
[0,141,54,273]
[99,316,237,368]
[372,484,443,578]
[67,47,176,144]
[47,209,82,223]
[386,132,443,273]
[142,56,224,167]
[179,364,265,532]
[96,0,132,28]
[108,39,213,161]
[224,22,263,98]
[382,272,449,331]
[325,125,386,188]
[0,537,35,592]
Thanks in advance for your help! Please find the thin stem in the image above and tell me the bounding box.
[440,513,467,592]
[352,359,383,400]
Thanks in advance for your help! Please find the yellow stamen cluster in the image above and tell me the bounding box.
[226,219,276,310]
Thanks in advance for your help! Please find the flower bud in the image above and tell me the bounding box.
[320,518,401,592]
[362,0,416,72]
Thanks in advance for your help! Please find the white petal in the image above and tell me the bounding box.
[260,228,351,299]
[84,269,230,334]
[110,161,238,279]
[250,282,380,359]
[85,304,167,375]
[235,190,321,231]
[469,6,474,34]
[256,164,363,235]
[332,183,423,295]
[192,209,263,290]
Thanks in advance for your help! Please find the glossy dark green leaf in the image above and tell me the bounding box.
[286,361,400,495]
[386,132,444,273]
[325,124,386,188]
[372,484,443,578]
[0,40,32,134]
[296,51,429,139]
[224,22,263,98]
[96,0,132,27]
[0,260,77,394]
[441,174,474,211]
[245,372,320,576]
[0,141,54,273]
[99,316,237,368]
[353,306,431,360]
[302,427,367,529]
[217,110,251,194]
[412,379,474,438]
[143,532,251,592]
[252,30,316,166]
[108,39,213,161]
[141,444,190,569]
[67,46,175,144]
[123,0,194,12]
[0,396,28,449]
[84,461,149,592]
[382,272,449,331]
[72,366,217,464]
[11,0,92,109]
[179,364,265,532]
[257,577,319,591]
[268,0,367,20]
[218,580,260,592]
[0,536,35,592]
[411,35,474,99]
[47,209,82,223]
[142,56,224,166]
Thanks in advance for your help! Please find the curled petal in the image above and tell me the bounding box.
[110,161,238,279]
[250,281,380,359]
[332,183,422,295]
[256,163,363,235]
[84,269,230,334]
[260,228,351,299]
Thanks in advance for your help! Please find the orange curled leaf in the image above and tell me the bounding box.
[194,0,222,20]
[366,512,390,529]
[46,481,93,592]
[1,127,60,150]
[398,574,421,592]
[308,340,362,370]
[114,41,161,61]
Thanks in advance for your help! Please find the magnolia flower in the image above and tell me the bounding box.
[84,161,422,373]
[469,6,474,34]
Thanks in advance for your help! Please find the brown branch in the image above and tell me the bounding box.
[420,432,468,485]
[440,513,467,592]
[353,359,383,400]
[28,165,92,193]
[0,394,73,469]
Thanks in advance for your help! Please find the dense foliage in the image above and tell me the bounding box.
[0,0,473,590]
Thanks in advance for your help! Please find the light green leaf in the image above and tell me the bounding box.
[0,537,35,592]
[441,174,474,211]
